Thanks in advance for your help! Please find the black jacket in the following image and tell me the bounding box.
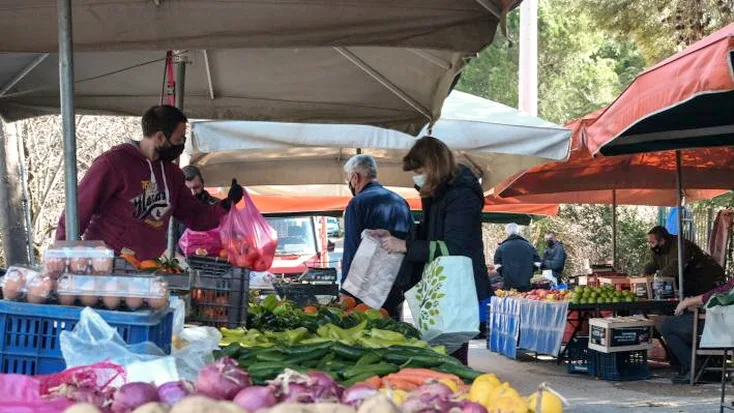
[494,234,541,290]
[400,165,490,301]
[541,241,567,279]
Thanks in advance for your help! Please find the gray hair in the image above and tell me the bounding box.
[506,222,520,236]
[344,154,378,179]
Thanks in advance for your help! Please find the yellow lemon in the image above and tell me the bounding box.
[474,373,502,388]
[490,395,529,413]
[527,390,563,413]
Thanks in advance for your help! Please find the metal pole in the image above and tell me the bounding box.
[612,189,617,270]
[58,0,79,241]
[166,52,187,258]
[518,0,538,116]
[676,150,685,299]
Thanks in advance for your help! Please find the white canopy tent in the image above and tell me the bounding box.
[189,91,571,191]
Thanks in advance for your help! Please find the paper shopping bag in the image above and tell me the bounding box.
[342,231,405,309]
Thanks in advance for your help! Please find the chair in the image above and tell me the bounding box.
[690,307,732,385]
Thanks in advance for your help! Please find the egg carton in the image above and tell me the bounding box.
[0,266,54,304]
[44,240,114,277]
[55,273,170,311]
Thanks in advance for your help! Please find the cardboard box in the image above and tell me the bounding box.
[589,317,654,353]
[628,276,653,299]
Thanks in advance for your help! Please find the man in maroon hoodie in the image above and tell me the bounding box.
[57,105,242,260]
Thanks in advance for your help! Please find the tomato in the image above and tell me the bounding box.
[253,257,271,272]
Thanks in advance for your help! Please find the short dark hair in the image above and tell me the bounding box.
[182,165,203,182]
[647,226,670,240]
[546,231,556,237]
[141,105,188,138]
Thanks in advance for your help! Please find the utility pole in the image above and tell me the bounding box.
[518,0,539,116]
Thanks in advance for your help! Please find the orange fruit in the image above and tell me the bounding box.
[354,303,371,313]
[303,306,318,314]
[219,249,228,259]
[379,308,390,318]
[340,296,357,309]
[139,259,161,270]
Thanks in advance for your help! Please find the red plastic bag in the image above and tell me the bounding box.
[220,188,278,271]
[179,228,222,257]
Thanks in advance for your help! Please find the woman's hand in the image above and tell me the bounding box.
[381,236,407,254]
[367,229,391,238]
[674,296,702,316]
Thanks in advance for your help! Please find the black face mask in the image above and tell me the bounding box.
[348,182,356,197]
[157,141,185,163]
[196,191,209,202]
[546,240,554,247]
[650,245,661,254]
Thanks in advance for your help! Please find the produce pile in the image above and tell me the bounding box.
[568,286,639,305]
[60,358,565,413]
[247,295,421,339]
[493,289,571,302]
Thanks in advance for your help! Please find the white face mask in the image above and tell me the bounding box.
[412,174,427,189]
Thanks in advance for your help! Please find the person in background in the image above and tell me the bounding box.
[645,225,726,384]
[173,165,221,254]
[378,136,490,365]
[494,223,541,292]
[56,105,243,261]
[340,154,413,319]
[541,231,567,281]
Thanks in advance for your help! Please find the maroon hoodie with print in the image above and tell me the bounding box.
[57,142,225,260]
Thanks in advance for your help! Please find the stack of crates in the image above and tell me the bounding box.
[186,256,249,328]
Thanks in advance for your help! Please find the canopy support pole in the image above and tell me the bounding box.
[676,150,685,299]
[203,50,215,100]
[334,47,433,123]
[166,51,187,259]
[0,54,49,97]
[612,189,617,270]
[58,0,79,241]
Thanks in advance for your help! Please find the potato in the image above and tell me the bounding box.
[216,401,247,413]
[63,403,103,413]
[132,402,171,413]
[265,403,356,413]
[168,396,221,413]
[357,395,401,413]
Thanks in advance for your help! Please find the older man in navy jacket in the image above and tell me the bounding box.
[341,155,413,318]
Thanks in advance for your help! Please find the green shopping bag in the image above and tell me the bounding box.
[404,241,479,353]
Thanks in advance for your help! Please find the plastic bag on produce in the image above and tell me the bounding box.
[219,188,278,271]
[37,361,126,395]
[172,326,222,381]
[405,241,479,353]
[61,307,168,369]
[170,295,186,336]
[342,230,404,309]
[178,227,222,257]
[0,374,72,413]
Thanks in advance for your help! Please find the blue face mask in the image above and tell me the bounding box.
[412,174,426,189]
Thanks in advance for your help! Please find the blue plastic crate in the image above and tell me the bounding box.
[588,349,650,381]
[0,300,173,375]
[565,336,591,374]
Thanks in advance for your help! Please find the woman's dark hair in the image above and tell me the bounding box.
[402,136,456,197]
[141,105,188,138]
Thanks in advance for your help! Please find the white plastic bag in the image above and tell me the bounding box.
[700,304,734,348]
[342,230,404,309]
[405,241,479,353]
[169,295,186,336]
[172,326,222,381]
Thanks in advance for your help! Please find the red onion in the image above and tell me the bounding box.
[233,385,279,411]
[413,382,454,399]
[195,357,251,400]
[67,387,106,407]
[340,383,378,407]
[307,371,342,400]
[157,380,194,405]
[281,383,315,403]
[459,400,488,413]
[111,382,160,413]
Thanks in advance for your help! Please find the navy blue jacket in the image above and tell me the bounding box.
[541,241,567,278]
[494,234,540,291]
[402,166,490,301]
[341,182,412,283]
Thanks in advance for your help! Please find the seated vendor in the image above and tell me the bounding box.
[644,226,727,384]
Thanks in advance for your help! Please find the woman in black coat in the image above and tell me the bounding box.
[380,136,490,365]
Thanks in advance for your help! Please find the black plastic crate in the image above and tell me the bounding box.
[589,349,650,381]
[566,336,591,374]
[187,264,249,328]
[111,258,191,290]
[186,256,233,276]
[274,282,338,307]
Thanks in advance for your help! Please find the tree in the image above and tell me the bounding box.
[0,121,30,266]
[580,0,733,63]
[456,0,647,125]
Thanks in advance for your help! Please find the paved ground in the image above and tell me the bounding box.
[468,341,729,412]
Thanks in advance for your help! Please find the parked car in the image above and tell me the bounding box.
[326,217,341,237]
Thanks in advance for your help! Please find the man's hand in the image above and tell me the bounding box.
[381,236,407,254]
[228,178,244,204]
